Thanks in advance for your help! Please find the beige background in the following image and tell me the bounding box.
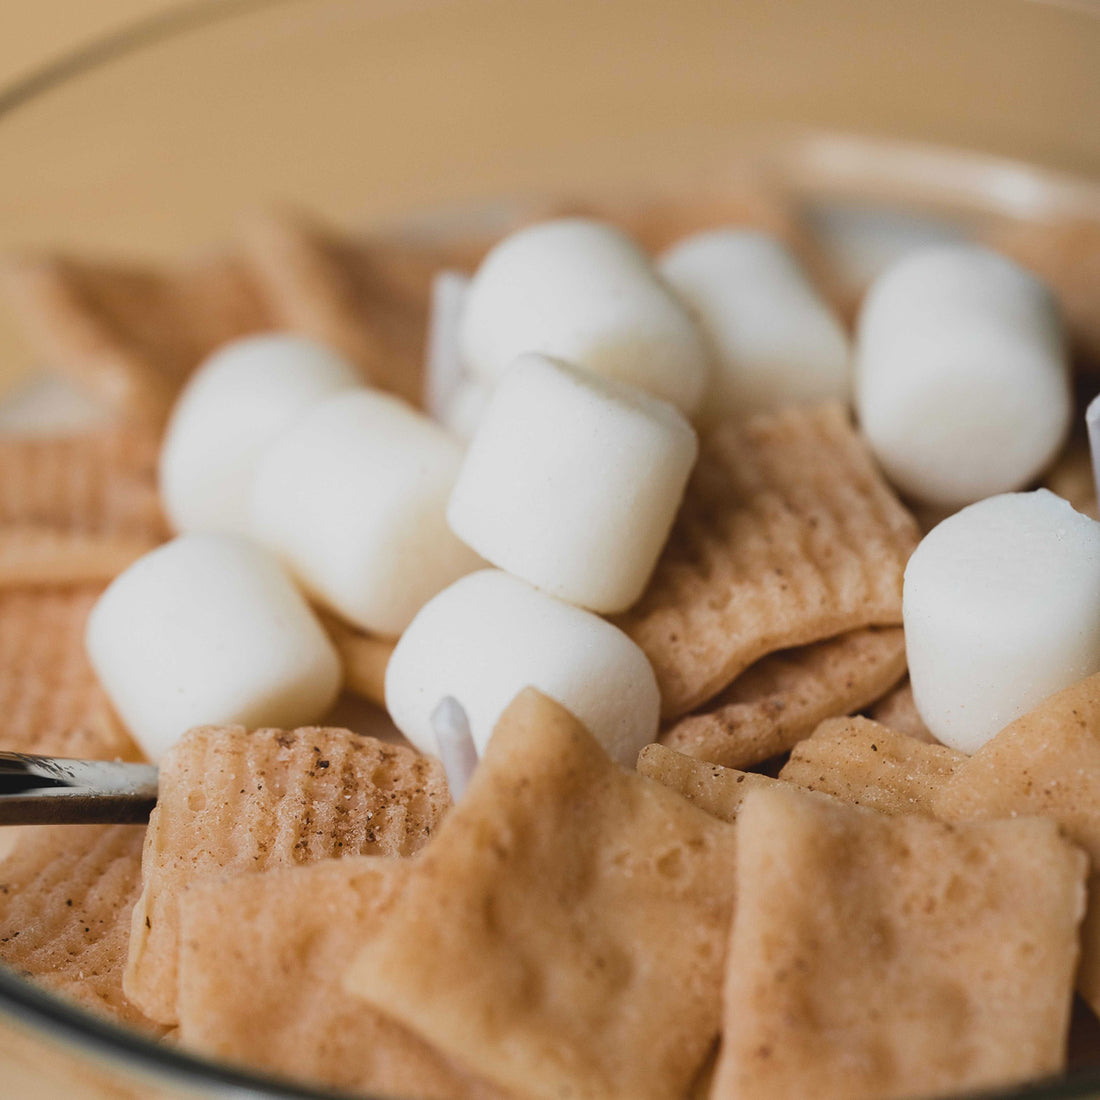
[0,1,183,89]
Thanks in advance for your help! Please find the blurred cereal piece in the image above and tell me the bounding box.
[988,218,1100,370]
[0,823,164,1034]
[0,528,158,588]
[713,783,1086,1100]
[779,716,964,817]
[177,858,507,1100]
[0,252,268,423]
[616,403,918,718]
[0,425,167,586]
[320,613,394,708]
[125,724,450,1025]
[1045,433,1098,520]
[661,625,906,769]
[345,689,739,1100]
[239,207,486,407]
[932,672,1100,1018]
[636,742,783,823]
[868,678,938,743]
[0,587,141,761]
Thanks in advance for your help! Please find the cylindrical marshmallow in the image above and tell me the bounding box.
[447,354,697,614]
[249,388,483,636]
[659,230,851,423]
[856,244,1071,508]
[85,533,341,761]
[385,570,660,767]
[159,334,360,535]
[903,489,1100,754]
[438,376,492,443]
[458,218,710,415]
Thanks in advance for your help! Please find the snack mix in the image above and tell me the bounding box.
[0,188,1098,1100]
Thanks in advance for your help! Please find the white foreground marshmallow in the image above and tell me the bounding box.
[447,354,697,613]
[85,533,341,761]
[385,570,660,766]
[659,230,851,422]
[458,218,710,415]
[856,245,1071,507]
[250,388,482,636]
[159,334,360,535]
[438,376,491,442]
[904,490,1100,754]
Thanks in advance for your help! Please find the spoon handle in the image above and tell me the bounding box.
[0,752,158,825]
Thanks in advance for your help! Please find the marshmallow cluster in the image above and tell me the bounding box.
[904,491,1100,754]
[92,214,1087,783]
[159,334,360,535]
[659,230,850,423]
[856,245,1071,507]
[86,534,341,761]
[458,218,710,416]
[251,388,482,636]
[93,332,488,756]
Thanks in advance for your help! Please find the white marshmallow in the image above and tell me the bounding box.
[856,245,1071,507]
[385,570,660,767]
[458,218,710,415]
[424,270,472,421]
[249,388,482,637]
[659,230,851,422]
[903,490,1100,754]
[438,376,492,443]
[447,354,697,614]
[85,533,341,761]
[159,334,360,535]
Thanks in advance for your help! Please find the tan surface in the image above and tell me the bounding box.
[0,2,183,92]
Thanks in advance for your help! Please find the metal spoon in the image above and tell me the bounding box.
[0,752,157,825]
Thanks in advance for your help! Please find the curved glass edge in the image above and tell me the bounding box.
[0,0,301,121]
[0,963,372,1100]
[2,960,1100,1100]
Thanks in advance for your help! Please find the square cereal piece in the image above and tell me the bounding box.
[636,742,784,824]
[780,716,964,816]
[662,625,906,768]
[932,672,1100,1018]
[240,207,486,407]
[125,724,450,1025]
[615,403,919,718]
[0,251,269,422]
[867,677,938,743]
[0,426,167,586]
[0,586,141,760]
[345,689,739,1100]
[713,784,1086,1100]
[0,824,163,1034]
[178,857,507,1100]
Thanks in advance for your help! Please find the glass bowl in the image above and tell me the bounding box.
[0,1,1098,1097]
